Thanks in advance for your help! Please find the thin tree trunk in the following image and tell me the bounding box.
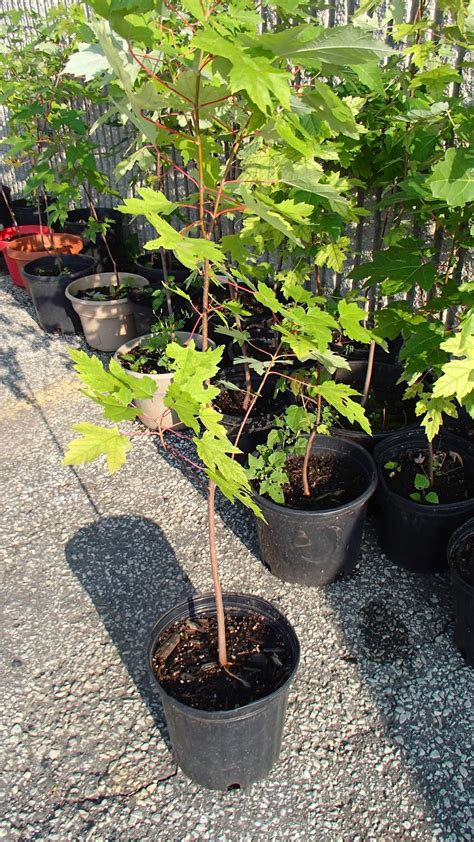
[361,340,376,408]
[208,481,228,667]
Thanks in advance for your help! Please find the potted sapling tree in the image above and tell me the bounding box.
[63,0,394,788]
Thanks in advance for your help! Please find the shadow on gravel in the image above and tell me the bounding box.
[326,545,473,839]
[65,515,195,748]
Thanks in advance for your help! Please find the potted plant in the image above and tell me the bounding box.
[114,320,213,431]
[372,307,474,573]
[248,393,377,587]
[21,254,97,334]
[65,271,149,351]
[64,0,394,788]
[447,519,474,665]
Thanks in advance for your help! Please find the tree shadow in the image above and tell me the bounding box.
[64,515,196,748]
[325,523,474,838]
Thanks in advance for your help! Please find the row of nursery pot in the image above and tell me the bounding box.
[0,205,125,279]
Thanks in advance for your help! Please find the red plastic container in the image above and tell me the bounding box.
[1,225,53,286]
[4,230,82,289]
[0,225,52,254]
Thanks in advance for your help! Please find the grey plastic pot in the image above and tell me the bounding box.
[21,254,96,334]
[114,332,211,430]
[447,519,474,665]
[148,592,300,790]
[253,436,378,586]
[65,272,148,352]
[373,430,474,573]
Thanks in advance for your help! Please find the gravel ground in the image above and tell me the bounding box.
[0,273,473,842]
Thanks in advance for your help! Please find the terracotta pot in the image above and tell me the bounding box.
[114,331,212,430]
[65,272,148,352]
[5,232,82,289]
[0,225,52,256]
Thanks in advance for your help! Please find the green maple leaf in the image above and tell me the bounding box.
[278,305,338,356]
[433,359,474,402]
[280,162,351,216]
[196,431,263,518]
[427,148,474,209]
[315,238,351,273]
[108,358,157,400]
[262,24,394,66]
[118,187,178,217]
[316,381,372,435]
[64,423,132,473]
[69,348,119,393]
[164,342,223,430]
[415,395,458,441]
[229,56,291,113]
[253,281,285,315]
[144,217,225,269]
[304,82,360,139]
[399,322,447,381]
[338,300,372,344]
[240,188,301,244]
[350,247,437,294]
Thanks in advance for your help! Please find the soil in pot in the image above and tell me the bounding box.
[383,447,474,505]
[119,343,169,375]
[148,592,299,791]
[276,452,367,511]
[75,285,129,301]
[373,431,474,573]
[152,612,294,712]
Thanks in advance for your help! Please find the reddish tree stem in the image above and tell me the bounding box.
[208,481,228,667]
[361,340,376,409]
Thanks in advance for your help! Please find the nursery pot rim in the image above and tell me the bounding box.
[21,253,97,281]
[65,272,149,306]
[447,518,474,593]
[374,430,474,512]
[252,434,378,517]
[147,591,300,721]
[114,331,213,366]
[6,232,82,255]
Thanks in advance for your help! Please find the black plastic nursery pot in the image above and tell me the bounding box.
[331,361,418,452]
[447,519,474,665]
[128,287,195,336]
[373,430,474,574]
[134,252,190,286]
[64,208,123,272]
[148,592,300,790]
[253,436,378,586]
[21,254,96,334]
[11,200,58,229]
